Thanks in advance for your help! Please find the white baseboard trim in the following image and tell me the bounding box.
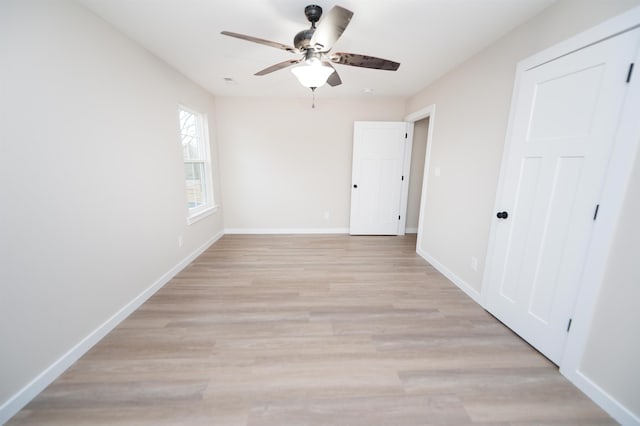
[405,227,418,234]
[562,369,640,426]
[416,247,482,304]
[224,228,349,235]
[0,230,224,425]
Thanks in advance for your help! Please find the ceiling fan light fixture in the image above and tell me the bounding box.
[291,63,334,88]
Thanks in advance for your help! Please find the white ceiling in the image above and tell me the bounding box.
[77,0,557,98]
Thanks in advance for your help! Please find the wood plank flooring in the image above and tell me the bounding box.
[9,235,614,425]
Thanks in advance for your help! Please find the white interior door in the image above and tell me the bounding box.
[350,121,408,235]
[485,29,639,365]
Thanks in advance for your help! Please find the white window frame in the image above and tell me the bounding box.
[178,105,217,224]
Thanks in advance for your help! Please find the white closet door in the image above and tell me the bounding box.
[485,29,639,364]
[350,121,408,235]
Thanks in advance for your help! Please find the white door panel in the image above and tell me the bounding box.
[350,122,408,235]
[486,29,639,364]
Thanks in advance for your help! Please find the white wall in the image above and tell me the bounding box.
[215,97,405,232]
[405,0,640,421]
[0,0,223,415]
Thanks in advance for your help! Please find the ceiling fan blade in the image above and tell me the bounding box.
[330,52,400,71]
[254,58,303,76]
[221,31,299,54]
[323,62,342,87]
[310,6,353,52]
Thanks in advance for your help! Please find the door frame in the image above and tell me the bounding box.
[398,122,413,236]
[481,7,640,424]
[404,105,436,249]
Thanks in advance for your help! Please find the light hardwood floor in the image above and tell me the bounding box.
[10,235,614,425]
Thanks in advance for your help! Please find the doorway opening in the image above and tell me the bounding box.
[404,104,436,249]
[405,117,429,234]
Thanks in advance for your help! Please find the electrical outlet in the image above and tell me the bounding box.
[323,211,330,220]
[470,256,478,271]
[434,167,441,177]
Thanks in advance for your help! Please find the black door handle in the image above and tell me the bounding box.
[353,184,358,188]
[496,211,509,219]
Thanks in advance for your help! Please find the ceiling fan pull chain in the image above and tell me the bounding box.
[311,87,316,109]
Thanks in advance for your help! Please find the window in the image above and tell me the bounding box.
[179,106,215,223]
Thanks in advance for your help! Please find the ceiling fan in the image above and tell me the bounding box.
[221,4,400,92]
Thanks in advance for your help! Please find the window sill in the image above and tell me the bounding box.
[187,205,219,225]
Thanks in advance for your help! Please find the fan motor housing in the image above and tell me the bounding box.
[294,28,315,50]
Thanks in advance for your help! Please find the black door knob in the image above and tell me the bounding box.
[496,211,509,219]
[353,184,358,188]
